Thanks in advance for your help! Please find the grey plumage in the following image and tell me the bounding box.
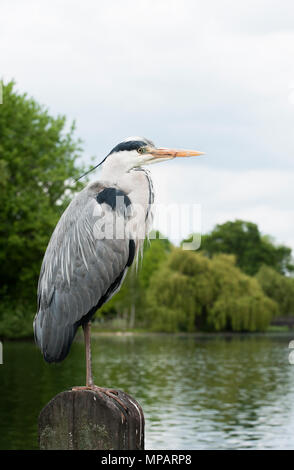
[34,181,137,362]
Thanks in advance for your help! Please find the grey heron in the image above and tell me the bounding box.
[33,136,203,393]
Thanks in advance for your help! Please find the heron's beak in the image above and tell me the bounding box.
[147,147,205,161]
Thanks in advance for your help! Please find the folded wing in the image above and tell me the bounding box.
[34,183,135,362]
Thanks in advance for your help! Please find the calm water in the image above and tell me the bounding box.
[0,333,294,450]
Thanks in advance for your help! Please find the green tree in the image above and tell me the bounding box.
[208,254,277,331]
[192,220,294,276]
[256,265,294,317]
[138,232,172,290]
[146,249,277,332]
[0,81,88,337]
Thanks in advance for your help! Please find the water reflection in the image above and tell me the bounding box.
[0,333,293,449]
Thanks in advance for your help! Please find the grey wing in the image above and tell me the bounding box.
[33,185,135,363]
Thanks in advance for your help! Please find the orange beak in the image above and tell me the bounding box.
[148,147,205,160]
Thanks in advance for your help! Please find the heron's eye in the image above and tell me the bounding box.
[137,147,145,154]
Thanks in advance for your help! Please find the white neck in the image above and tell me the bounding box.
[100,151,139,184]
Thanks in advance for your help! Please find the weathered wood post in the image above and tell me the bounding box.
[38,388,144,450]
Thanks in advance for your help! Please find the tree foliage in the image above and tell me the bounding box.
[146,250,277,332]
[256,265,294,317]
[0,81,87,337]
[192,220,294,276]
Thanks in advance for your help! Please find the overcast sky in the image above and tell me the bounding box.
[1,0,294,247]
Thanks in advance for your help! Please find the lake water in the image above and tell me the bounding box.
[1,332,294,450]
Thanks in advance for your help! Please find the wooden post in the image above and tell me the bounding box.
[38,389,144,450]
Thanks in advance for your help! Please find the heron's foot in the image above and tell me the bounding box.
[71,385,128,412]
[93,386,128,412]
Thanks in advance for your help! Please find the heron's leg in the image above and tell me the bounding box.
[72,323,128,411]
[83,321,94,387]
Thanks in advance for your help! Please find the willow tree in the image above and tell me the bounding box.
[0,81,88,337]
[146,249,277,332]
[256,265,294,317]
[208,254,278,331]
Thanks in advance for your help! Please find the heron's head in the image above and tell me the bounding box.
[77,136,204,181]
[104,136,204,172]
